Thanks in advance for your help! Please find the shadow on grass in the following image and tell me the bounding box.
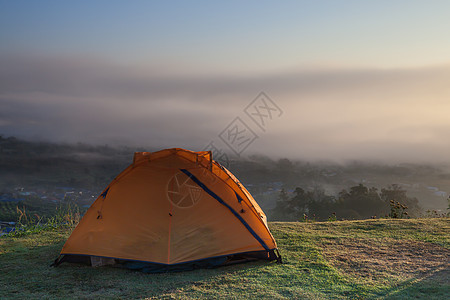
[378,267,450,299]
[0,239,274,299]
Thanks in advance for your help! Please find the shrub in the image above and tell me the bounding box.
[388,200,409,219]
[5,203,81,237]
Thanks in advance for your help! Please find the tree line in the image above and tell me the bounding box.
[271,183,421,221]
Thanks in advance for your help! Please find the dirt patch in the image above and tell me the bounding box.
[321,237,450,283]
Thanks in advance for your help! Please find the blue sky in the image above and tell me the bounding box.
[3,1,450,69]
[1,1,450,162]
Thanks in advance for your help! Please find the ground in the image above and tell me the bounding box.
[0,218,448,299]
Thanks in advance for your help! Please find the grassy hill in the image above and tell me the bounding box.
[1,218,448,299]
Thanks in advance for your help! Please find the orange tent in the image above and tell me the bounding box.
[54,148,280,272]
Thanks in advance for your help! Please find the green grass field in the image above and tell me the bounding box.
[1,218,449,299]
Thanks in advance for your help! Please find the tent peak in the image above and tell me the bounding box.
[133,148,211,165]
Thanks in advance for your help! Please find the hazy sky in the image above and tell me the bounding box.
[1,1,450,162]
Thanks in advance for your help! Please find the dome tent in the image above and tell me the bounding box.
[53,148,281,272]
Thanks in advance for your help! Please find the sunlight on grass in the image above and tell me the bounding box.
[0,218,448,299]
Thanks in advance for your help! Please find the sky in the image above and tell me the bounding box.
[1,1,450,162]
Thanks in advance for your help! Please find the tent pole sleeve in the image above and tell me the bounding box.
[180,169,270,251]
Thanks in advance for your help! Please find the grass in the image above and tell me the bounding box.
[0,218,448,299]
[0,201,18,221]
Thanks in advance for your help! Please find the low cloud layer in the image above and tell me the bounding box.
[1,54,450,163]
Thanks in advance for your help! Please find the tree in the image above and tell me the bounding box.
[272,187,336,221]
[272,189,293,221]
[271,183,421,221]
[380,184,421,217]
[336,184,384,219]
[304,187,335,220]
[447,196,450,216]
[289,187,308,216]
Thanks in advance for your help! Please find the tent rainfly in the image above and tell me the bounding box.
[53,148,281,272]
